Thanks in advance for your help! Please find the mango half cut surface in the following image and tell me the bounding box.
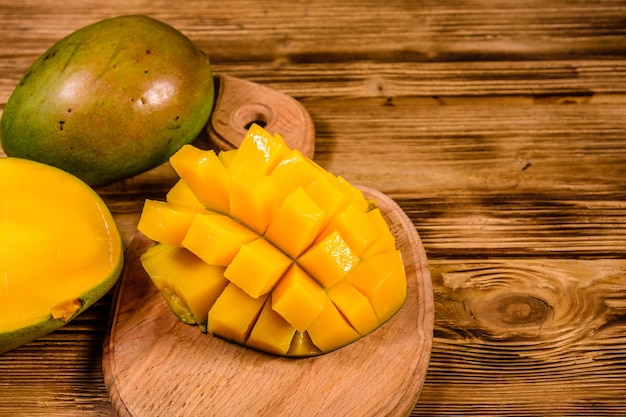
[138,124,407,356]
[0,157,124,354]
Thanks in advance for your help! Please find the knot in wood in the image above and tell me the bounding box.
[494,294,550,326]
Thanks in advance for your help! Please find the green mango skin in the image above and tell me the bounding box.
[0,15,214,186]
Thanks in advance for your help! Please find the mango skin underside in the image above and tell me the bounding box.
[0,157,124,354]
[138,124,407,357]
[0,15,214,186]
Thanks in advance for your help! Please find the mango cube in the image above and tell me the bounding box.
[227,123,291,175]
[264,186,325,258]
[138,123,407,356]
[228,167,280,234]
[305,171,353,227]
[137,200,199,247]
[217,149,237,167]
[247,301,297,355]
[337,176,371,212]
[182,213,257,266]
[141,244,228,325]
[362,207,397,257]
[306,299,360,353]
[208,283,268,345]
[169,144,230,213]
[327,280,379,335]
[320,201,381,257]
[270,149,322,201]
[224,238,292,298]
[346,250,407,320]
[297,230,360,288]
[166,179,205,210]
[271,264,326,332]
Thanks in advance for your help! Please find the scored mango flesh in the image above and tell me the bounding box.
[138,124,406,356]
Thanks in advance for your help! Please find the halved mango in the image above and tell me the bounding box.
[138,124,406,356]
[0,157,123,354]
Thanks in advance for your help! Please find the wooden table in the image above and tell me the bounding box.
[2,1,626,416]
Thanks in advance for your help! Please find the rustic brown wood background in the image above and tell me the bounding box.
[1,0,626,416]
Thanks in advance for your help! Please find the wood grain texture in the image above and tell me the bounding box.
[1,0,626,416]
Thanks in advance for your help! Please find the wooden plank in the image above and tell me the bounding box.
[412,258,626,416]
[305,101,626,194]
[0,298,117,417]
[214,61,626,98]
[2,1,626,102]
[304,100,626,258]
[2,0,626,63]
[6,58,626,105]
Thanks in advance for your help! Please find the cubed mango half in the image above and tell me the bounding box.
[138,123,407,356]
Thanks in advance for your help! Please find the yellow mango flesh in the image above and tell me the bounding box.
[327,280,379,335]
[181,212,257,266]
[137,200,199,247]
[0,157,123,353]
[265,186,325,258]
[228,167,281,234]
[224,238,292,298]
[247,301,297,356]
[141,244,228,325]
[298,230,361,288]
[272,264,327,332]
[306,299,361,353]
[166,179,205,210]
[346,250,407,320]
[227,124,291,175]
[208,283,268,344]
[169,145,230,213]
[138,123,406,356]
[269,149,322,202]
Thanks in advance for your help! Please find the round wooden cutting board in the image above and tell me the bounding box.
[103,185,433,417]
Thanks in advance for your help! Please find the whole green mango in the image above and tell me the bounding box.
[0,15,214,186]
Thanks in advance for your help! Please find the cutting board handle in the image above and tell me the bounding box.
[207,74,315,158]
